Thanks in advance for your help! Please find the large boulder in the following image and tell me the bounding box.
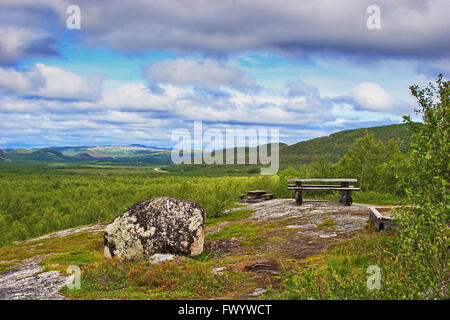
[104,197,205,260]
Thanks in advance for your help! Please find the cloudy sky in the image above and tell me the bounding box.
[0,0,448,148]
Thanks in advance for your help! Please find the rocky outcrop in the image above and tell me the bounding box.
[0,255,73,300]
[104,197,205,260]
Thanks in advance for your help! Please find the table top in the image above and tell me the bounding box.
[287,179,357,183]
[247,190,267,194]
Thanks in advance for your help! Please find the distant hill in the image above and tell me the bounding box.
[198,143,288,164]
[3,146,172,165]
[6,148,67,162]
[69,153,97,160]
[280,123,410,166]
[0,124,410,166]
[53,145,171,157]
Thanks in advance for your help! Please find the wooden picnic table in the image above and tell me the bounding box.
[287,179,360,206]
[239,190,275,203]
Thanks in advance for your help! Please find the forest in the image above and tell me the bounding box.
[0,127,410,248]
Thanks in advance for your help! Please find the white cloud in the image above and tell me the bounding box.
[0,63,104,101]
[0,66,44,93]
[0,27,46,64]
[34,64,104,100]
[101,83,179,111]
[351,82,392,111]
[144,59,260,92]
[287,80,320,97]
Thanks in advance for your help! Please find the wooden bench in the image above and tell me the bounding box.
[287,179,360,206]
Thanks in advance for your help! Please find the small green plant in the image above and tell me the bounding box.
[317,219,335,227]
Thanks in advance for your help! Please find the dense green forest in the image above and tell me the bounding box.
[280,123,410,165]
[0,127,409,247]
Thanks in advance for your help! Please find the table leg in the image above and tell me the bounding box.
[340,182,349,205]
[295,190,302,205]
[295,182,302,205]
[345,190,353,206]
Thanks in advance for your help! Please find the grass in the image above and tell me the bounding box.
[0,231,104,269]
[205,209,253,226]
[205,221,263,242]
[258,230,449,300]
[62,257,242,300]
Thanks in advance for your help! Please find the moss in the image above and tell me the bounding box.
[317,219,336,227]
[0,261,17,273]
[205,221,263,241]
[205,209,253,226]
[0,230,104,273]
[40,248,99,266]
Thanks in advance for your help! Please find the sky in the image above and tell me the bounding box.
[0,0,448,149]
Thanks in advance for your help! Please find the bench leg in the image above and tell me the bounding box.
[344,191,353,206]
[295,190,303,205]
[338,191,345,203]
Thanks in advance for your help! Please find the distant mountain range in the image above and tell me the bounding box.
[1,145,173,165]
[0,124,411,165]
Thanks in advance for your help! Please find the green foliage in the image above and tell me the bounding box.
[338,131,386,191]
[310,155,334,178]
[394,74,449,299]
[280,123,410,165]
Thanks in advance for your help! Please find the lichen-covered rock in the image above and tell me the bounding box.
[104,197,205,260]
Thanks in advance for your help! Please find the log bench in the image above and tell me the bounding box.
[287,179,360,206]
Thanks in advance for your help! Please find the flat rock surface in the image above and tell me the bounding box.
[22,224,106,243]
[247,199,370,221]
[0,255,74,300]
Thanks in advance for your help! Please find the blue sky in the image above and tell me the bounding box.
[0,0,448,148]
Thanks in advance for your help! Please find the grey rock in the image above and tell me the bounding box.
[149,253,175,264]
[248,287,267,297]
[22,224,105,243]
[0,255,73,300]
[286,223,317,229]
[212,267,225,275]
[246,199,369,221]
[319,232,337,238]
[104,197,205,260]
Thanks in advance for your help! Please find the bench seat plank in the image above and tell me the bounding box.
[287,179,357,183]
[288,187,360,191]
[288,184,351,188]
